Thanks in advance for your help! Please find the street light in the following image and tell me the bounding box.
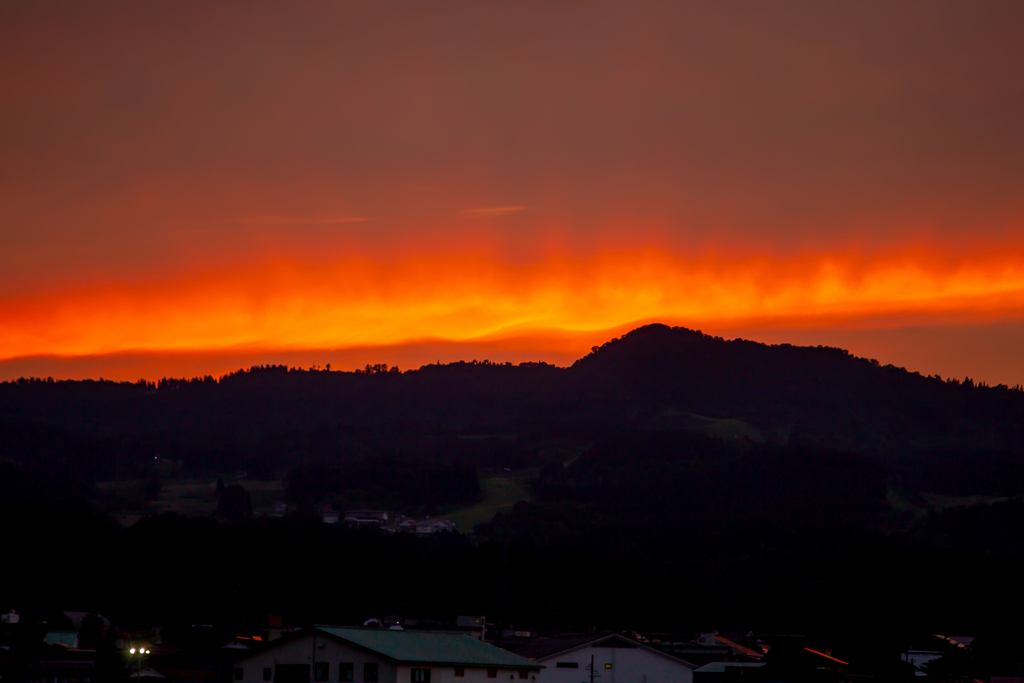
[128,645,151,680]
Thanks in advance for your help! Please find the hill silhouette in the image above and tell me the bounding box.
[2,323,1021,454]
[571,324,1024,451]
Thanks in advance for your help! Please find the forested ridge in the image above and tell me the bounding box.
[3,324,1022,455]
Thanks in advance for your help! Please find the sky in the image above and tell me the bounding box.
[2,1,1024,383]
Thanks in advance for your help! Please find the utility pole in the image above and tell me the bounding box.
[499,539,509,645]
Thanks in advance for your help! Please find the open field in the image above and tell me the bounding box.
[919,491,1011,510]
[643,409,767,443]
[97,478,285,527]
[444,474,530,533]
[885,488,1021,526]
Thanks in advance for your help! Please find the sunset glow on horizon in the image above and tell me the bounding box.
[4,244,1024,369]
[3,1,1024,383]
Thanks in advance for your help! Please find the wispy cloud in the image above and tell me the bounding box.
[237,216,371,225]
[461,206,527,217]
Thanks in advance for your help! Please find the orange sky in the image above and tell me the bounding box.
[2,1,1024,383]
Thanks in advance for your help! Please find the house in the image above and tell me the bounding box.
[900,635,974,677]
[231,626,543,683]
[758,643,849,683]
[415,521,456,536]
[23,642,97,683]
[345,511,389,528]
[900,648,943,677]
[694,635,762,662]
[322,505,340,525]
[516,633,695,683]
[651,639,731,668]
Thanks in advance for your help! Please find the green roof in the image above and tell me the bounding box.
[43,630,78,647]
[314,627,542,669]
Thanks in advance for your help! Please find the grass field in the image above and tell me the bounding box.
[885,487,1017,526]
[643,409,767,443]
[97,478,285,527]
[444,474,530,533]
[919,491,1010,510]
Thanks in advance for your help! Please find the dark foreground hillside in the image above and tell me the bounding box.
[3,324,1024,631]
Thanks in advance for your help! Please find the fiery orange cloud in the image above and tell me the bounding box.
[3,247,1024,365]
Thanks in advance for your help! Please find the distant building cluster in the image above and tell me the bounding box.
[295,506,459,536]
[0,606,997,683]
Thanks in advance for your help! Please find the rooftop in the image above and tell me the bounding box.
[515,633,692,668]
[314,627,542,669]
[513,634,612,660]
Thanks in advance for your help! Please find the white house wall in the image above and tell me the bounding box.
[538,646,691,683]
[395,664,540,683]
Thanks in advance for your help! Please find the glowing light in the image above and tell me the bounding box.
[3,247,1024,363]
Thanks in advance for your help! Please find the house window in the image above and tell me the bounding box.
[556,663,578,669]
[235,668,244,681]
[519,672,529,680]
[411,669,431,683]
[488,670,497,679]
[315,663,330,682]
[364,663,379,683]
[454,669,465,678]
[264,668,273,681]
[339,663,354,682]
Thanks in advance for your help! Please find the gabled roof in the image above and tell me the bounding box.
[43,631,79,647]
[516,633,694,669]
[803,648,848,666]
[313,627,542,669]
[515,634,607,660]
[711,636,763,660]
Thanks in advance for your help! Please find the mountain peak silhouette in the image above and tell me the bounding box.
[1,324,1022,453]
